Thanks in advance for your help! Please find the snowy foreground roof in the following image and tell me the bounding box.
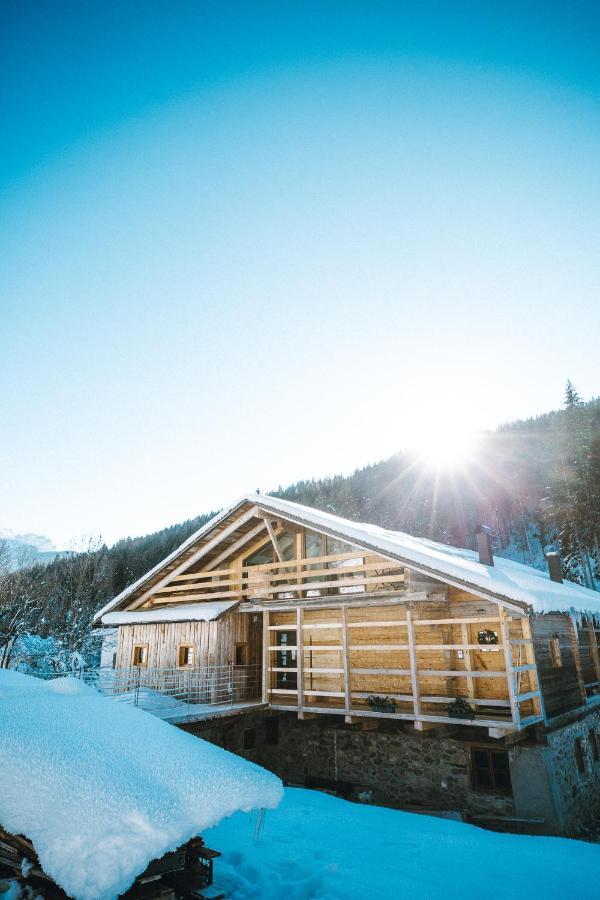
[97,492,600,622]
[0,670,282,900]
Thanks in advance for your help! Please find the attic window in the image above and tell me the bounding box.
[178,644,194,667]
[132,645,148,667]
[549,637,562,668]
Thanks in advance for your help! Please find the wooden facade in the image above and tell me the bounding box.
[98,496,600,738]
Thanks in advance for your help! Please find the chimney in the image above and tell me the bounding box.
[476,525,494,567]
[546,551,563,583]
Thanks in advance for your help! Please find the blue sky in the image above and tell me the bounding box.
[1,2,599,547]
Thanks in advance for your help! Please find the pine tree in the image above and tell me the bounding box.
[564,379,583,409]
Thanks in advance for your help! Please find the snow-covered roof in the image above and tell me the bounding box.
[102,600,238,625]
[96,492,600,622]
[0,669,283,900]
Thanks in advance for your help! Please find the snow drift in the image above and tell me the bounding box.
[0,669,282,899]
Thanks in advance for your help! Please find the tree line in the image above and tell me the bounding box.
[2,384,598,670]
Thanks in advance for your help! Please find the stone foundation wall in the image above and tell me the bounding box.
[184,707,600,835]
[540,707,600,834]
[184,712,514,820]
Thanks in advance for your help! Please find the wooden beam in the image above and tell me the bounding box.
[461,623,475,702]
[406,607,421,724]
[264,519,284,563]
[262,609,269,704]
[499,606,520,730]
[204,521,267,572]
[341,605,351,716]
[296,606,304,708]
[128,505,259,610]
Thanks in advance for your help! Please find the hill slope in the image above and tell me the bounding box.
[1,397,599,668]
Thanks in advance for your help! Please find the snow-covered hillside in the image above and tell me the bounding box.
[207,787,600,899]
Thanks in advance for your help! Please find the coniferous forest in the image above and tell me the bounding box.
[1,388,599,670]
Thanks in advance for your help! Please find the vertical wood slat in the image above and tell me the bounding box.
[406,607,421,722]
[499,607,520,729]
[341,605,351,713]
[262,610,270,703]
[296,607,304,709]
[461,622,475,700]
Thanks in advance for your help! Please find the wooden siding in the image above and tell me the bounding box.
[115,612,262,671]
[530,613,586,718]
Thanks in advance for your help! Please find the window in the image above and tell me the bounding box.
[132,645,148,667]
[549,637,562,668]
[265,717,279,746]
[477,629,498,645]
[470,748,512,794]
[575,737,586,774]
[588,730,599,763]
[111,652,117,669]
[178,644,194,667]
[276,630,297,690]
[235,642,248,666]
[243,727,256,750]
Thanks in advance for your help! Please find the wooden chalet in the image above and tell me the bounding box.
[95,494,600,738]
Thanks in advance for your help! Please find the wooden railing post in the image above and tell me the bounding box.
[406,607,421,727]
[296,607,304,714]
[341,605,351,716]
[499,607,520,729]
[262,610,270,704]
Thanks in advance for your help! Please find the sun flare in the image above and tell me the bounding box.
[406,422,478,471]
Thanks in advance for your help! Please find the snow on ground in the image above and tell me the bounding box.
[0,670,282,900]
[206,787,600,900]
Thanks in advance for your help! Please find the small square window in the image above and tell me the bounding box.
[178,645,194,667]
[470,747,512,794]
[132,645,148,667]
[549,637,562,668]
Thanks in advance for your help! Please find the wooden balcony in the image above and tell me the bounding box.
[144,552,406,607]
[263,604,544,737]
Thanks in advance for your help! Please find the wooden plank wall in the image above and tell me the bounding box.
[115,612,261,670]
[267,592,521,719]
[530,613,586,718]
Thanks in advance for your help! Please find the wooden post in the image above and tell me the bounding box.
[296,607,304,714]
[406,607,421,727]
[499,607,520,730]
[461,622,475,702]
[341,605,351,715]
[262,610,270,704]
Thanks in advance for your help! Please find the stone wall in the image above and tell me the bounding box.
[184,707,600,836]
[540,707,600,834]
[184,712,514,820]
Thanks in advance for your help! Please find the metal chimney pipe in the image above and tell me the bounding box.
[476,526,494,567]
[546,551,563,583]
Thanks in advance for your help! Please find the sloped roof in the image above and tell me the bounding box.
[95,493,600,622]
[102,600,238,625]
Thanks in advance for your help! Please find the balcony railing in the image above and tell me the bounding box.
[46,664,262,723]
[145,553,405,607]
